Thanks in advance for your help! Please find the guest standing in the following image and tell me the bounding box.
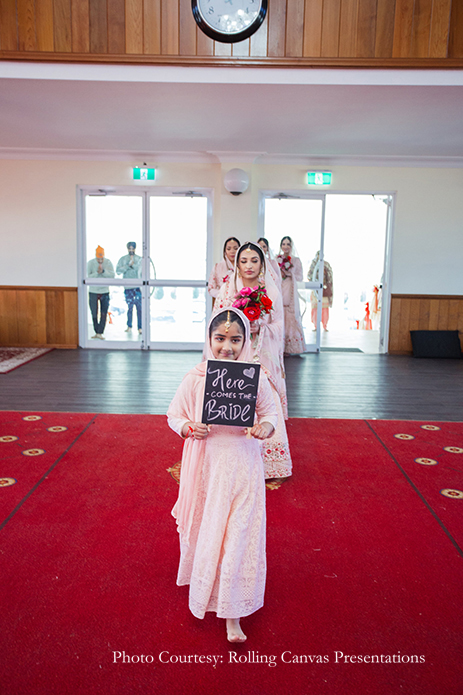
[308,251,334,331]
[277,236,307,355]
[257,237,281,288]
[116,241,143,334]
[87,246,115,340]
[208,237,240,300]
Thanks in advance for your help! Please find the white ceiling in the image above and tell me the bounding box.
[1,63,463,164]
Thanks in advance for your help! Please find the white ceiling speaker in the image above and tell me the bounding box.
[223,168,250,196]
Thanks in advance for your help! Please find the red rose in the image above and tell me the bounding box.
[243,305,262,321]
[261,294,273,309]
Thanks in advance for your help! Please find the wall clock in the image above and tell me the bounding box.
[192,0,267,44]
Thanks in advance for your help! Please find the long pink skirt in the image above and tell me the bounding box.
[177,425,266,619]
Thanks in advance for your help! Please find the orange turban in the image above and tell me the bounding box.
[95,246,104,258]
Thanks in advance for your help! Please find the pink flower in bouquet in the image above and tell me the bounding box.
[240,286,254,296]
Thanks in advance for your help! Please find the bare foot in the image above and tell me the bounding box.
[226,618,247,643]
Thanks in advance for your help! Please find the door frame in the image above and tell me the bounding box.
[258,189,395,355]
[258,190,327,353]
[77,185,213,350]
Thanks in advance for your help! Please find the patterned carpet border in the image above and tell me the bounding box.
[0,348,54,374]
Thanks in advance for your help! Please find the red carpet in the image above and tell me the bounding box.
[0,412,462,695]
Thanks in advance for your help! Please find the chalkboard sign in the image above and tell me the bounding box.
[201,360,261,428]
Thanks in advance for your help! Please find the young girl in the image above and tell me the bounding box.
[167,308,277,643]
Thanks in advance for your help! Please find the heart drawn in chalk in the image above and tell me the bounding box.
[243,367,255,379]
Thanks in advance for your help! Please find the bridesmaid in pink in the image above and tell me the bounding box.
[257,237,281,288]
[216,242,292,480]
[277,236,307,355]
[207,236,240,299]
[168,308,277,643]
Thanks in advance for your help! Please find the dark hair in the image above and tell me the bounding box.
[223,237,241,260]
[280,236,292,248]
[257,237,270,249]
[209,310,245,338]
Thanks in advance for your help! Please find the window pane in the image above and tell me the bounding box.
[86,196,143,277]
[150,286,206,344]
[150,197,208,281]
[87,287,143,342]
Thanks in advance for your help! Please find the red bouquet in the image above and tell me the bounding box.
[278,255,293,272]
[232,286,273,322]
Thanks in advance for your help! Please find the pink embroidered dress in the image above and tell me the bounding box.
[167,308,278,620]
[277,254,307,355]
[207,258,234,299]
[215,253,292,479]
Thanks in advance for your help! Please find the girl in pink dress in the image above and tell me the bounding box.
[216,242,292,480]
[277,236,307,355]
[168,307,277,643]
[207,236,240,299]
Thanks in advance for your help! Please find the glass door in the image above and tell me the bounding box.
[79,190,146,349]
[262,194,326,353]
[148,193,211,350]
[78,187,212,350]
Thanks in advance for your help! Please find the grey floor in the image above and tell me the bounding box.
[1,348,462,421]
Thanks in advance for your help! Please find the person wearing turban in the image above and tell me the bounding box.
[86,246,115,339]
[116,241,143,334]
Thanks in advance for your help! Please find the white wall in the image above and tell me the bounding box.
[0,158,462,295]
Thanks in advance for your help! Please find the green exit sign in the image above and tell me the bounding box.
[133,167,155,180]
[307,172,332,185]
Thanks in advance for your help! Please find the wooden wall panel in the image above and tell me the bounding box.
[53,0,72,52]
[2,0,463,65]
[161,0,179,55]
[125,0,143,53]
[303,0,323,56]
[179,0,196,56]
[17,0,36,51]
[285,0,304,57]
[250,13,268,56]
[90,0,108,54]
[0,0,19,51]
[108,0,125,54]
[429,0,452,58]
[375,0,395,57]
[0,287,78,348]
[412,0,433,57]
[267,0,287,57]
[321,0,341,57]
[392,0,414,57]
[196,25,213,55]
[232,39,250,57]
[356,0,377,58]
[449,0,463,58]
[388,294,463,355]
[144,0,161,54]
[339,0,358,58]
[72,0,89,52]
